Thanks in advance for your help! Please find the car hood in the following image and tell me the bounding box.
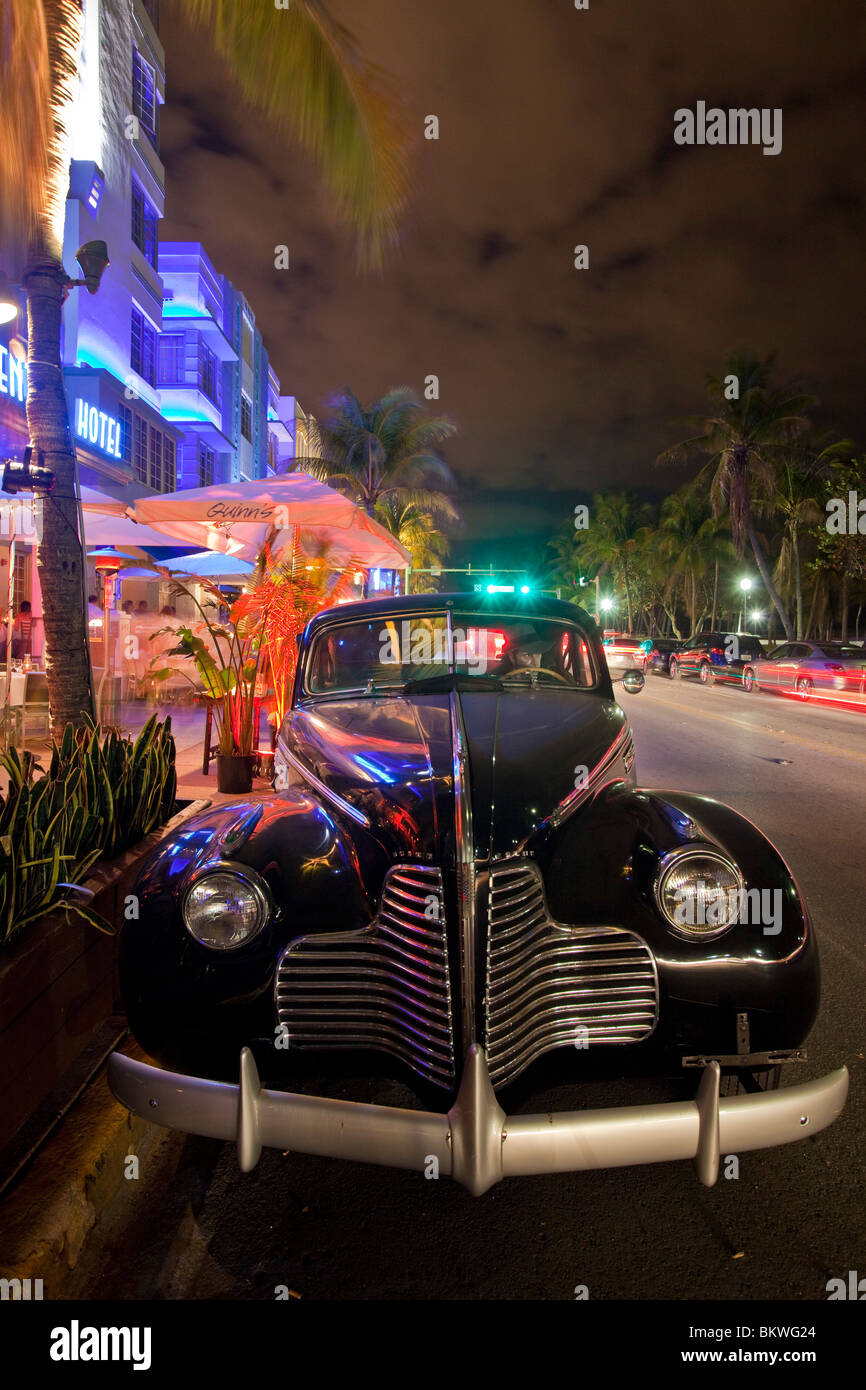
[283,691,629,861]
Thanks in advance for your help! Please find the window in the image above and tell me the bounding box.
[132,50,157,147]
[158,333,184,385]
[131,306,156,386]
[198,441,215,488]
[240,392,252,441]
[13,548,31,606]
[197,339,220,406]
[133,415,149,485]
[148,426,162,491]
[131,179,158,267]
[163,435,176,492]
[117,403,132,464]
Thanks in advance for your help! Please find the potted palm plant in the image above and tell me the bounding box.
[145,570,263,794]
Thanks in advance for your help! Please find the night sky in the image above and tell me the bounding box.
[159,0,866,569]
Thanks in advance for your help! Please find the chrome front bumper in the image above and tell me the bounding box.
[108,1045,848,1196]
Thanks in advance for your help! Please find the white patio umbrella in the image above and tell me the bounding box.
[79,485,128,516]
[128,473,410,570]
[83,511,190,551]
[162,550,254,579]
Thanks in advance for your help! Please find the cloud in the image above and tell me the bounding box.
[157,0,866,540]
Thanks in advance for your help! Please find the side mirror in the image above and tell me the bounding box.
[619,668,645,694]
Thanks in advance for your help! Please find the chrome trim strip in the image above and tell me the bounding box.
[450,689,477,1047]
[545,722,633,832]
[280,744,370,828]
[109,1047,849,1196]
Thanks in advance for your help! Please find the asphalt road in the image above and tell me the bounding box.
[71,675,865,1302]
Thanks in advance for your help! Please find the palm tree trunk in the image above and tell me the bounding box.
[746,516,793,641]
[621,558,633,630]
[25,260,94,734]
[804,575,820,640]
[688,570,698,637]
[840,571,849,641]
[792,527,803,638]
[710,559,718,630]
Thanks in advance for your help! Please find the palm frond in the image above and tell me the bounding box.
[175,0,410,268]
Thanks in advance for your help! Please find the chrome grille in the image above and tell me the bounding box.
[275,866,455,1088]
[484,860,658,1086]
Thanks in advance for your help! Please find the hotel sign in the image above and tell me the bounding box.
[75,398,123,459]
[0,343,27,403]
[0,348,123,459]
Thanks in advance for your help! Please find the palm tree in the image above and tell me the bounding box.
[304,387,457,520]
[763,438,848,638]
[813,457,866,641]
[374,494,458,592]
[659,353,813,641]
[0,0,93,733]
[0,0,410,734]
[571,491,650,631]
[654,488,730,638]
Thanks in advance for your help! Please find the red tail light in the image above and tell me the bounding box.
[824,662,843,672]
[709,647,725,657]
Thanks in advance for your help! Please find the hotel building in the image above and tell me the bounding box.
[1,0,309,624]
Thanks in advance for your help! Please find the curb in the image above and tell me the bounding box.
[0,1040,176,1296]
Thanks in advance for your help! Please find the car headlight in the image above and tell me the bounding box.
[654,845,744,940]
[183,865,271,950]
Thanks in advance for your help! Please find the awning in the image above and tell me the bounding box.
[128,473,410,570]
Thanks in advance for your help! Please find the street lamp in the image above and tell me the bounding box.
[67,241,110,297]
[737,577,753,631]
[0,272,17,324]
[750,610,764,625]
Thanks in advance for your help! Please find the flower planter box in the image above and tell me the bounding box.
[0,799,210,1161]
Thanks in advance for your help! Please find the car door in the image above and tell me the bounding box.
[678,637,702,676]
[775,644,806,691]
[758,644,789,687]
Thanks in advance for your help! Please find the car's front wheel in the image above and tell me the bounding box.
[797,676,814,700]
[743,666,756,692]
[669,658,680,680]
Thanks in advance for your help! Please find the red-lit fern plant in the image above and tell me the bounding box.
[237,528,362,733]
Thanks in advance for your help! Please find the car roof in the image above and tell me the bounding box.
[303,591,599,641]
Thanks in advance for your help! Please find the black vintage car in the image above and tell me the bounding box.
[110,594,847,1194]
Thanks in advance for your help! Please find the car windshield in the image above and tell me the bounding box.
[305,612,598,694]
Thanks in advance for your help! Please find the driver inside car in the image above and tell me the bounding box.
[496,630,559,676]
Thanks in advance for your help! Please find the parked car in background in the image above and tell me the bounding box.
[601,630,652,674]
[108,592,846,1195]
[669,631,766,685]
[742,641,866,701]
[646,636,684,678]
